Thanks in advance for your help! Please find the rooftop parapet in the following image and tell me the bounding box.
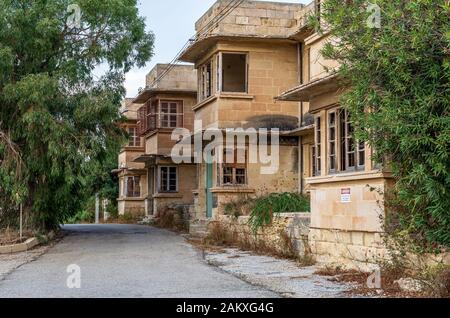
[145,64,197,91]
[194,0,304,40]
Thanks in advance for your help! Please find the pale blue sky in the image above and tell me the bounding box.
[124,0,310,97]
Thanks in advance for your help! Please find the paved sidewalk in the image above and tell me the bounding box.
[205,248,355,298]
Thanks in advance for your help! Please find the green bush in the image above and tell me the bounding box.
[248,193,310,233]
[66,210,94,224]
[313,0,449,250]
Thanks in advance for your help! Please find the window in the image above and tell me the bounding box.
[314,117,322,176]
[128,127,141,147]
[313,109,366,176]
[160,101,183,128]
[137,100,183,134]
[125,176,141,198]
[328,111,337,173]
[159,167,178,192]
[200,60,213,101]
[219,53,248,93]
[221,148,247,186]
[307,48,311,82]
[337,108,365,172]
[311,145,317,177]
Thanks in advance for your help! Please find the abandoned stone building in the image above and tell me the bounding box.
[116,64,198,216]
[178,0,307,221]
[116,0,397,269]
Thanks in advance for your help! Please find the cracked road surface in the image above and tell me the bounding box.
[0,224,278,298]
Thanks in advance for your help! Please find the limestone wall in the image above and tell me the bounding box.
[195,0,305,39]
[146,64,197,91]
[213,213,311,257]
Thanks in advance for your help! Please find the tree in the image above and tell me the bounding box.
[0,0,154,230]
[314,0,449,249]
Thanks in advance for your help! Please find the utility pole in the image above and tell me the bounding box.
[95,193,100,224]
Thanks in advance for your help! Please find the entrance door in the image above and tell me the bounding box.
[205,160,213,219]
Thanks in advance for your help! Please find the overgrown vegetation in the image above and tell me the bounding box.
[203,221,315,266]
[0,0,154,231]
[312,0,449,250]
[248,193,310,233]
[153,207,189,233]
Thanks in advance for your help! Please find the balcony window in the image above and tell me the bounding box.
[128,127,141,147]
[160,101,183,128]
[217,53,248,93]
[137,100,183,135]
[159,166,178,192]
[199,60,213,101]
[125,176,141,198]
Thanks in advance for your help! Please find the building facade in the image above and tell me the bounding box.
[179,0,308,220]
[116,64,198,216]
[277,0,393,267]
[116,0,395,268]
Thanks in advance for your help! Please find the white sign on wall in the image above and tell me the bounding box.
[341,188,351,203]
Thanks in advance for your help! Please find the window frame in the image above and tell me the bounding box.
[127,126,141,147]
[158,100,184,129]
[219,147,248,186]
[124,176,141,198]
[328,110,337,174]
[217,52,249,94]
[199,60,213,101]
[314,116,322,176]
[158,166,179,193]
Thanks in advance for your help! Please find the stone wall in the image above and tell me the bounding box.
[146,64,197,91]
[213,213,311,258]
[195,0,305,39]
[309,228,388,272]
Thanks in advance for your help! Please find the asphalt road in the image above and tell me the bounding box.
[0,224,277,298]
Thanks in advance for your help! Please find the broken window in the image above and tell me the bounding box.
[160,100,183,128]
[125,176,141,198]
[200,60,213,101]
[218,53,248,93]
[160,166,178,192]
[128,126,141,147]
[221,148,247,186]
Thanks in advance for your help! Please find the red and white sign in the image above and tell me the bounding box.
[341,188,351,203]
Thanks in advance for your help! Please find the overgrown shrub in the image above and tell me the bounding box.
[248,193,310,233]
[223,195,253,218]
[66,210,94,224]
[313,0,449,250]
[154,208,188,232]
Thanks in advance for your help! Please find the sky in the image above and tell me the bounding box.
[123,0,310,97]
